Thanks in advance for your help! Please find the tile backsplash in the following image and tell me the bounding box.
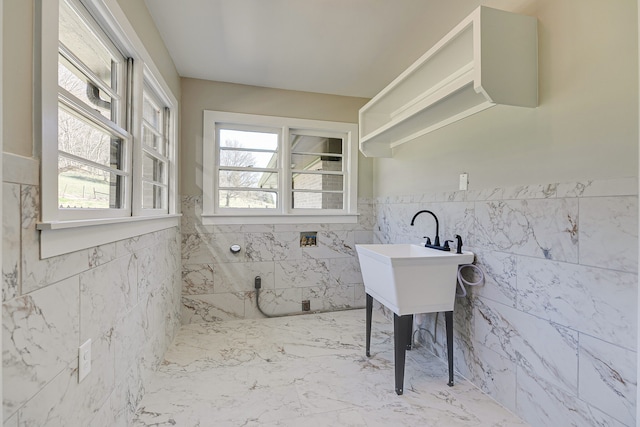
[374,178,638,427]
[2,155,182,426]
[180,196,374,322]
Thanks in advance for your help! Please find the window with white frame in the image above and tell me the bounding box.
[36,0,178,257]
[57,0,130,216]
[202,111,358,224]
[140,81,171,212]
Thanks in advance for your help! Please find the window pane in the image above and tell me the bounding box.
[291,154,342,172]
[142,125,163,154]
[58,108,123,169]
[219,149,276,169]
[219,190,277,209]
[291,134,342,155]
[219,170,277,189]
[59,0,116,88]
[292,173,343,191]
[143,94,162,130]
[58,157,122,209]
[59,55,113,120]
[142,182,165,209]
[143,153,165,183]
[219,129,278,151]
[292,192,343,210]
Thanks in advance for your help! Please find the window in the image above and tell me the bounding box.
[140,81,171,212]
[203,111,358,224]
[57,0,129,217]
[36,0,179,257]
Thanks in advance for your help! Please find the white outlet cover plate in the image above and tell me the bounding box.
[78,339,91,383]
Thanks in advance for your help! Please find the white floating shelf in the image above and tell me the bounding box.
[359,6,538,157]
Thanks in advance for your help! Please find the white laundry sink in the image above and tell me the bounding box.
[356,244,474,316]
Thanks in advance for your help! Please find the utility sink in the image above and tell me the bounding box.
[356,244,474,316]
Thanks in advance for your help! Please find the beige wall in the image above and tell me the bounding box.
[180,78,372,196]
[2,0,33,157]
[373,0,639,196]
[115,0,180,99]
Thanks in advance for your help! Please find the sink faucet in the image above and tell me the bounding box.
[410,210,441,247]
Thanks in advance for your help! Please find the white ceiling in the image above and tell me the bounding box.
[143,0,486,98]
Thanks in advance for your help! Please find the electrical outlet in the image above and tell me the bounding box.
[459,173,468,191]
[78,339,92,383]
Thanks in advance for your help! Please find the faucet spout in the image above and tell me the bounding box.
[410,210,440,246]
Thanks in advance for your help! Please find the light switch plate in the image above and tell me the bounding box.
[78,339,92,383]
[459,173,468,191]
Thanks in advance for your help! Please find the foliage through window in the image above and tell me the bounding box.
[58,0,128,211]
[203,111,358,223]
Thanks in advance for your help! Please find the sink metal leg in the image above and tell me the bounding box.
[406,314,413,350]
[445,310,454,387]
[365,294,373,357]
[394,314,412,395]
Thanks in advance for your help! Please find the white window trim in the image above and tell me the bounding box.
[35,0,180,258]
[202,111,358,225]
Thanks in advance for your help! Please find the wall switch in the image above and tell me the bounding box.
[459,173,469,191]
[78,339,92,383]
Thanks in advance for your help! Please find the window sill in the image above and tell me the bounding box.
[201,213,359,225]
[37,214,181,258]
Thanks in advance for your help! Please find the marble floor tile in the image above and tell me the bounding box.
[133,309,527,426]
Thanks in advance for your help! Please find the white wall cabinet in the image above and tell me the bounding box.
[359,6,537,157]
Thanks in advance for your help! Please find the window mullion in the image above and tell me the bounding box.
[281,127,290,214]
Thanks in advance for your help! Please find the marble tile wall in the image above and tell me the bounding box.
[180,196,373,322]
[2,160,182,426]
[373,178,638,427]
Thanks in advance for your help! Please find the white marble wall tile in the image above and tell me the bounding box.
[182,263,215,295]
[88,242,118,269]
[454,340,518,414]
[302,284,355,311]
[517,257,637,350]
[18,330,114,426]
[245,288,303,318]
[275,258,331,289]
[502,183,558,200]
[302,230,355,259]
[115,232,160,258]
[88,394,118,427]
[466,187,504,202]
[80,255,137,341]
[4,412,17,427]
[21,186,91,293]
[578,335,636,426]
[245,232,302,261]
[329,257,363,286]
[214,261,275,293]
[516,370,627,427]
[354,230,373,244]
[3,183,20,302]
[579,196,638,273]
[181,293,246,323]
[113,305,147,385]
[2,275,80,420]
[474,198,579,262]
[354,283,366,307]
[473,298,579,395]
[556,178,638,198]
[471,250,517,306]
[112,361,145,426]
